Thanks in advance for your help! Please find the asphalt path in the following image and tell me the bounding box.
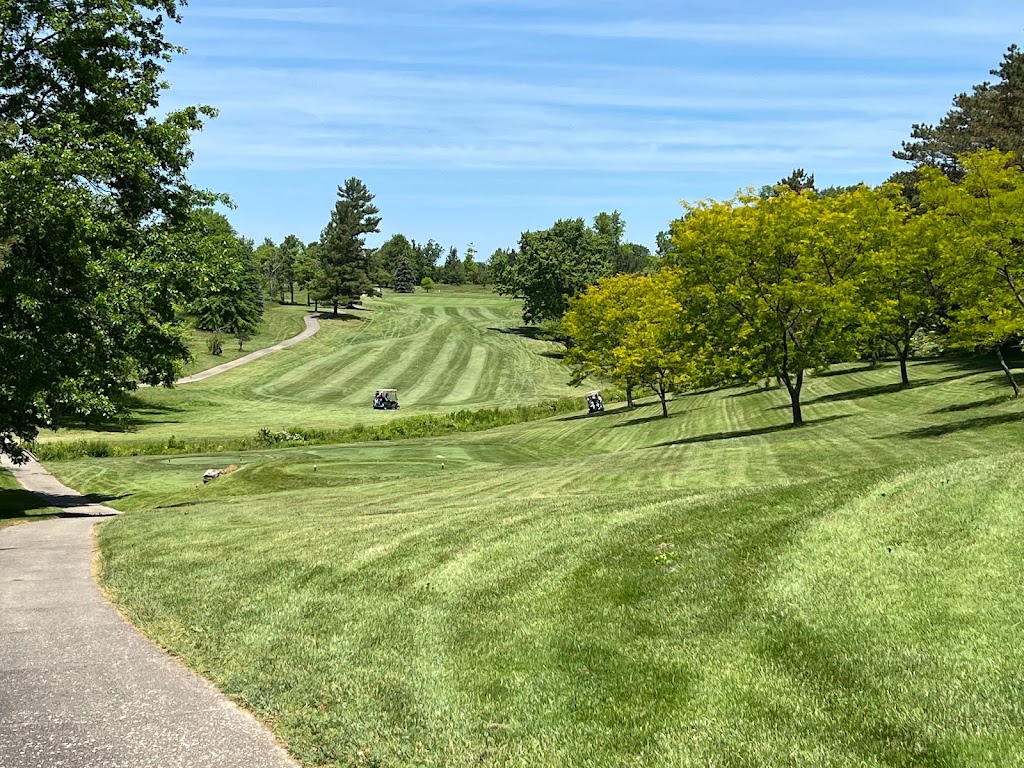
[163,313,321,387]
[0,469,303,764]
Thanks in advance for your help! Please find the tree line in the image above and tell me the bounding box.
[518,43,1024,423]
[252,183,491,312]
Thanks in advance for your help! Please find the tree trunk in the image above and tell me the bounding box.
[290,282,295,304]
[781,368,804,425]
[626,382,635,409]
[898,343,910,386]
[332,300,338,316]
[659,389,668,418]
[996,344,1021,398]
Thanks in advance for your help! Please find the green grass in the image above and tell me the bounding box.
[59,350,1024,766]
[46,288,584,447]
[181,300,310,376]
[0,470,61,529]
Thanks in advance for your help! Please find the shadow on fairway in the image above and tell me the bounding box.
[487,326,563,343]
[558,404,641,422]
[311,311,367,322]
[893,411,1024,439]
[649,414,852,448]
[727,385,782,398]
[931,395,1009,414]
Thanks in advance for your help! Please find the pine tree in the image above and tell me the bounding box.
[393,256,416,293]
[318,178,380,314]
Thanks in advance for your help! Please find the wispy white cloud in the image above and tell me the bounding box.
[163,0,1024,249]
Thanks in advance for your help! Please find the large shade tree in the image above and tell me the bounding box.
[189,211,263,338]
[494,217,609,324]
[0,0,221,461]
[670,189,866,425]
[919,150,1024,396]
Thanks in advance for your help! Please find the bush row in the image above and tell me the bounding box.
[30,396,595,461]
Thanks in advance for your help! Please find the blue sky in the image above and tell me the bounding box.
[163,1,1024,259]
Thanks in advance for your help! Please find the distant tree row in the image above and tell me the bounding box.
[254,183,489,309]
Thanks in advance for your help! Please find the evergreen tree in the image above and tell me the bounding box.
[441,246,466,285]
[393,256,416,293]
[318,178,380,314]
[896,43,1024,179]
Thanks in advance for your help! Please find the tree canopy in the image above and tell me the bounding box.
[0,0,221,460]
[895,43,1024,179]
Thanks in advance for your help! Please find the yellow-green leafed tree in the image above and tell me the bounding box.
[919,150,1024,396]
[565,270,708,417]
[850,185,942,386]
[670,189,864,425]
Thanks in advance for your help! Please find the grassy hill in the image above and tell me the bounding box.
[49,289,583,447]
[40,289,1024,767]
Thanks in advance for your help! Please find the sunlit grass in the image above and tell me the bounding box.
[75,351,1024,767]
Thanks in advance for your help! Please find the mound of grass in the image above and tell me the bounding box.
[79,356,1024,766]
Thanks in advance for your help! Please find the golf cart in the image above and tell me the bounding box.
[586,390,605,414]
[373,388,399,410]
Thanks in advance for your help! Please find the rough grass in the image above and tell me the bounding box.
[69,352,1024,767]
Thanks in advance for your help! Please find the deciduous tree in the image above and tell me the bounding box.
[670,189,864,425]
[0,0,221,460]
[495,218,609,324]
[918,150,1024,396]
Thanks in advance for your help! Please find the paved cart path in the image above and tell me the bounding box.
[172,313,320,386]
[0,455,299,767]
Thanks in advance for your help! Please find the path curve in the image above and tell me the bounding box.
[0,454,298,768]
[138,313,321,389]
[177,314,320,385]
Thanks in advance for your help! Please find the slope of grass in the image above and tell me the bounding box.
[74,355,1024,767]
[47,289,584,446]
[181,301,310,376]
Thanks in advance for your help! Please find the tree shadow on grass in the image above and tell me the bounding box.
[558,403,647,422]
[312,311,367,322]
[891,411,1024,439]
[613,406,706,428]
[53,395,183,433]
[0,488,53,516]
[930,395,1009,414]
[648,414,852,448]
[487,326,564,343]
[727,385,782,398]
[811,364,879,378]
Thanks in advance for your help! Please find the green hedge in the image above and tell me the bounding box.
[31,396,596,461]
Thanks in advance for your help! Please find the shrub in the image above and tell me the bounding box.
[206,332,224,356]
